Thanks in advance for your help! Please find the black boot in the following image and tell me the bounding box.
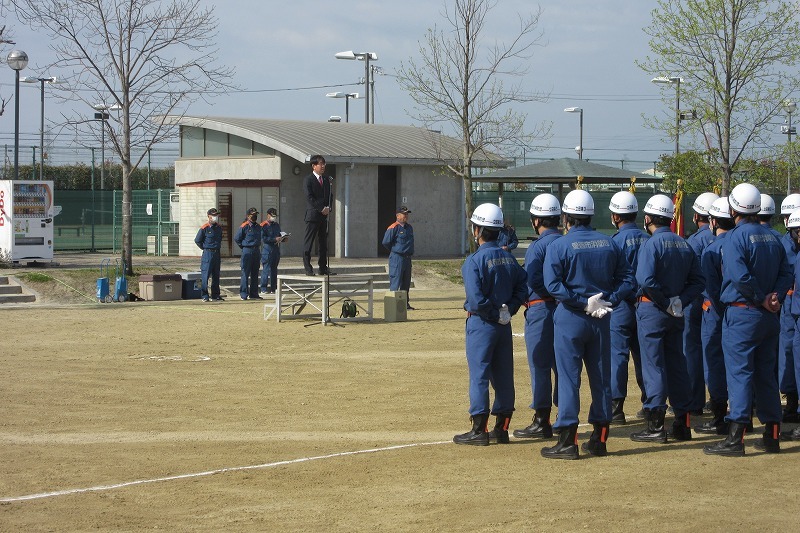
[487,413,511,444]
[453,414,489,446]
[668,413,693,441]
[512,408,553,439]
[695,400,729,435]
[611,398,626,425]
[541,424,579,460]
[581,423,609,457]
[630,408,667,443]
[781,426,800,440]
[782,392,799,423]
[753,422,781,453]
[703,421,747,457]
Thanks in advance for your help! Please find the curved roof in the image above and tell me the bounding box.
[161,115,509,167]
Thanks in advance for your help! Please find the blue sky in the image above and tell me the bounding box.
[1,0,794,170]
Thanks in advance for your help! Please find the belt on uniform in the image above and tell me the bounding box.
[702,299,712,312]
[392,251,412,256]
[524,297,554,308]
[204,248,219,251]
[729,302,757,309]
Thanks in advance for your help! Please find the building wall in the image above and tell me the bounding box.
[178,184,218,257]
[334,164,377,258]
[399,166,462,256]
[174,157,282,184]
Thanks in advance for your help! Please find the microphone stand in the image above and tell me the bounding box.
[306,174,343,328]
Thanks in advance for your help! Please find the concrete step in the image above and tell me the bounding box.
[0,276,8,284]
[0,293,36,304]
[0,284,23,295]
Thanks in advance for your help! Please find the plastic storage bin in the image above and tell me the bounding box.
[176,271,203,299]
[138,274,182,301]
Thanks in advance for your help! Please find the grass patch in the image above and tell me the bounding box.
[416,259,465,285]
[21,273,53,283]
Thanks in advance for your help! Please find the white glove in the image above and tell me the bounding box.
[498,304,511,325]
[591,307,610,319]
[585,293,612,316]
[667,296,683,318]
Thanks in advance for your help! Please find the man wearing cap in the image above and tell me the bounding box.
[260,208,286,294]
[194,207,224,302]
[778,194,800,423]
[704,184,792,456]
[234,207,262,300]
[684,192,718,416]
[541,190,635,459]
[382,207,415,310]
[630,194,704,445]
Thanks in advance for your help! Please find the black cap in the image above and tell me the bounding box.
[207,207,220,216]
[246,207,259,216]
[266,208,278,216]
[397,206,411,214]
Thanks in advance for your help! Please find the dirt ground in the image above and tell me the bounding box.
[1,278,800,531]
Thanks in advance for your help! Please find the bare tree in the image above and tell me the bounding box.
[396,0,549,251]
[10,0,234,273]
[639,0,800,194]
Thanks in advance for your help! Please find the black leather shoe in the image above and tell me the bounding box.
[703,422,747,457]
[781,426,800,440]
[630,409,668,443]
[512,410,553,439]
[453,414,490,446]
[304,270,315,276]
[611,398,626,425]
[668,416,693,441]
[753,422,780,453]
[320,269,337,275]
[487,414,511,444]
[581,423,609,457]
[541,425,579,460]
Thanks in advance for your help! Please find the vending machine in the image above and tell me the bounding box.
[0,180,55,262]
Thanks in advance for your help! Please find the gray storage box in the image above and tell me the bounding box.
[384,290,407,322]
[138,274,182,301]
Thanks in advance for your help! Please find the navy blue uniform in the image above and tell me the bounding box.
[194,222,223,300]
[234,220,261,299]
[544,226,635,428]
[522,228,561,412]
[700,233,727,404]
[260,220,283,293]
[636,227,704,417]
[382,221,414,304]
[497,225,519,251]
[610,222,649,404]
[684,223,715,411]
[779,231,797,398]
[462,241,527,417]
[720,220,792,424]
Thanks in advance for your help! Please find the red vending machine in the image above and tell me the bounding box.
[0,180,55,263]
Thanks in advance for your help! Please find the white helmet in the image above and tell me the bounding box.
[470,203,504,228]
[729,183,761,214]
[562,189,594,216]
[788,209,800,229]
[781,193,800,214]
[692,192,720,215]
[644,194,675,217]
[759,194,776,215]
[708,197,731,219]
[609,191,639,214]
[529,193,561,217]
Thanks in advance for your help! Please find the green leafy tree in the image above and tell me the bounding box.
[396,0,549,252]
[640,0,800,194]
[656,151,722,193]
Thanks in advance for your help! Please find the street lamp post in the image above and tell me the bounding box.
[7,50,29,180]
[21,76,57,180]
[326,92,361,123]
[784,100,797,195]
[335,50,378,124]
[564,107,584,160]
[652,76,683,154]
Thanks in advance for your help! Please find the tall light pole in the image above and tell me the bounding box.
[335,50,378,124]
[21,76,57,180]
[326,92,361,123]
[564,107,584,160]
[652,76,683,154]
[7,50,29,180]
[91,103,121,191]
[784,99,797,195]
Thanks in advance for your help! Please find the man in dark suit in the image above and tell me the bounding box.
[303,155,334,275]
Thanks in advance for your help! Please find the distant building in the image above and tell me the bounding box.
[162,116,507,258]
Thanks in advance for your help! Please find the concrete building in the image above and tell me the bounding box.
[163,116,507,258]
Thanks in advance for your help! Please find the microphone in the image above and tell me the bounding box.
[327,174,334,181]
